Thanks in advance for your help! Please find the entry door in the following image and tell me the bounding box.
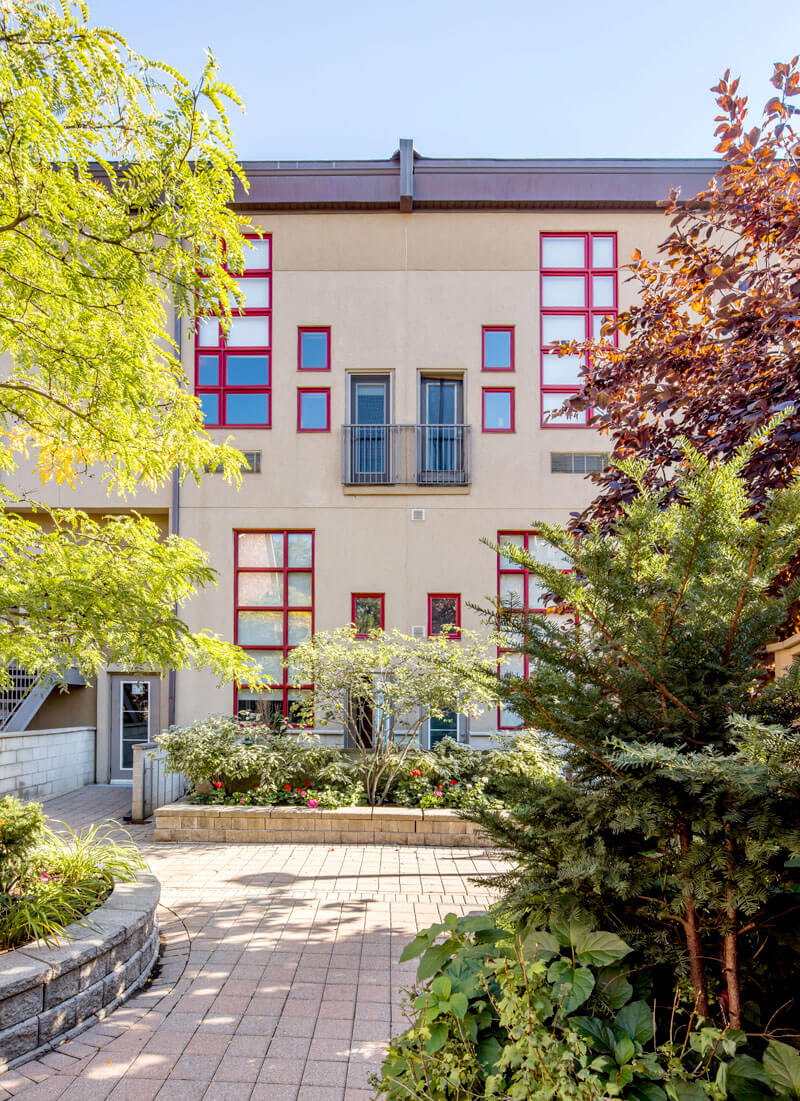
[110,674,160,782]
[420,378,463,481]
[350,376,390,483]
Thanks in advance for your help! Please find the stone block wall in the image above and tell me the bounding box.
[0,727,95,802]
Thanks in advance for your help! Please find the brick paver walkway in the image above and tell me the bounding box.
[1,786,504,1100]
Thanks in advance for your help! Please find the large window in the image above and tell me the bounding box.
[234,530,313,721]
[540,232,617,427]
[195,235,272,427]
[497,531,571,728]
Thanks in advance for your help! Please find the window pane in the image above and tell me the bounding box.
[483,390,512,430]
[237,571,284,607]
[238,532,283,567]
[287,572,312,606]
[502,653,526,678]
[542,314,586,345]
[528,578,550,608]
[542,236,585,268]
[238,278,270,310]
[354,596,382,633]
[429,710,459,747]
[592,236,614,268]
[238,610,283,646]
[197,317,218,346]
[198,355,219,385]
[227,316,269,347]
[237,690,283,718]
[300,330,329,369]
[500,574,525,607]
[243,650,283,685]
[226,355,270,386]
[287,690,311,724]
[498,535,525,569]
[287,533,312,567]
[483,329,512,369]
[225,392,269,424]
[430,595,458,635]
[500,702,524,728]
[199,393,218,424]
[530,534,572,569]
[288,611,312,645]
[243,239,271,270]
[299,391,328,430]
[592,276,615,309]
[541,276,586,308]
[542,393,585,424]
[286,651,309,687]
[592,314,613,340]
[542,352,584,386]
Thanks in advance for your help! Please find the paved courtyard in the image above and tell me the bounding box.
[0,786,504,1101]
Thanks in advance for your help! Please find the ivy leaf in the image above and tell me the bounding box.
[763,1041,800,1096]
[726,1054,774,1100]
[448,992,469,1019]
[425,1022,449,1054]
[615,1001,654,1045]
[431,975,451,1000]
[573,929,632,967]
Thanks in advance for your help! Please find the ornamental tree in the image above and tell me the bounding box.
[289,626,502,805]
[560,60,800,529]
[0,0,258,684]
[473,426,800,1035]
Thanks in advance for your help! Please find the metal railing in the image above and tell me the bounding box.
[341,424,471,486]
[131,741,187,823]
[0,663,40,729]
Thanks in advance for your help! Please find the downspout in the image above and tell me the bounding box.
[167,304,181,727]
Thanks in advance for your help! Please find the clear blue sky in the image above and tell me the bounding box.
[91,0,798,161]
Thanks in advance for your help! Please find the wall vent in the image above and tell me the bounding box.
[206,450,262,475]
[411,508,425,521]
[411,625,426,639]
[550,452,609,474]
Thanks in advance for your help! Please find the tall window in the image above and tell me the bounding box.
[196,235,272,427]
[234,530,313,721]
[540,232,617,427]
[497,531,571,728]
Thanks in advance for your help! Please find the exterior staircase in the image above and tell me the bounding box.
[0,663,86,731]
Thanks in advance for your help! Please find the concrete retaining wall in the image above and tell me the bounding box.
[0,872,160,1072]
[0,727,95,802]
[154,802,493,846]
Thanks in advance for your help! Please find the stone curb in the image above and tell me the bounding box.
[0,872,161,1072]
[153,801,493,847]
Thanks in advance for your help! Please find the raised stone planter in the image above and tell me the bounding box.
[154,802,493,847]
[0,872,160,1072]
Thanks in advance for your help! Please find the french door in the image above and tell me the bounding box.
[350,376,390,483]
[419,378,465,483]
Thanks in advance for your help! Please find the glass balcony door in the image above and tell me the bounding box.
[419,378,464,483]
[350,376,390,483]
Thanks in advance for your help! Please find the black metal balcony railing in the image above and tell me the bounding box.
[341,424,471,486]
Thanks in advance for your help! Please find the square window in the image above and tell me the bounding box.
[298,327,331,370]
[482,388,514,432]
[352,594,384,636]
[297,389,330,432]
[225,392,270,425]
[482,326,514,370]
[428,594,460,638]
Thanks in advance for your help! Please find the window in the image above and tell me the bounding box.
[482,388,515,432]
[352,593,384,636]
[234,530,313,722]
[540,232,617,427]
[298,327,331,370]
[297,388,331,432]
[429,710,460,748]
[497,531,571,728]
[207,450,262,475]
[550,451,609,474]
[482,326,514,371]
[196,235,272,427]
[428,593,461,638]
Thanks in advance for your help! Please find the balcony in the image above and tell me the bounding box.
[341,424,471,487]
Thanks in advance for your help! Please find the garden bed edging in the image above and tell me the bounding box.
[154,801,493,847]
[0,871,160,1073]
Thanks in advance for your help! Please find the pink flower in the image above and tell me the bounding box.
[39,871,52,882]
[411,769,421,777]
[239,798,246,804]
[433,791,443,798]
[307,798,319,808]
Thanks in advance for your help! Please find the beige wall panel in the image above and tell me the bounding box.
[28,684,98,731]
[259,213,407,271]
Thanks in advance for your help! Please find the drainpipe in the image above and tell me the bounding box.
[167,304,181,727]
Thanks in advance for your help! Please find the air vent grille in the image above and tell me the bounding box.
[206,450,262,475]
[411,508,425,521]
[550,452,609,474]
[411,625,425,639]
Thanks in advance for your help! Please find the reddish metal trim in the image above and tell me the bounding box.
[351,592,385,637]
[427,593,461,639]
[297,326,332,371]
[297,387,331,432]
[482,387,515,433]
[481,325,515,371]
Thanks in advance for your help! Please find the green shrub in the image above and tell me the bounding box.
[0,795,44,893]
[376,911,800,1100]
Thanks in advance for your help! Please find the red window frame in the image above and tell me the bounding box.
[233,529,314,723]
[482,387,515,433]
[540,232,618,428]
[482,326,515,371]
[496,531,570,729]
[195,233,272,428]
[428,593,461,639]
[297,388,331,432]
[298,326,331,371]
[351,593,385,637]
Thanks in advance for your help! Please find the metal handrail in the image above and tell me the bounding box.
[341,424,471,486]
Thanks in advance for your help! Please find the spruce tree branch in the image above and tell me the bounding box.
[721,545,761,666]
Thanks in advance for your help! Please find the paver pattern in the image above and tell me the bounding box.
[1,786,505,1100]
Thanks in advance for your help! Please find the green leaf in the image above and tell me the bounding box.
[726,1054,774,1100]
[550,911,593,949]
[425,1021,449,1054]
[477,1036,503,1073]
[666,1083,708,1101]
[615,1001,654,1045]
[613,1033,636,1066]
[547,960,595,1013]
[520,927,560,961]
[572,1015,614,1052]
[573,929,632,967]
[764,1042,800,1096]
[417,943,454,980]
[628,1084,668,1101]
[457,913,501,934]
[448,991,469,1019]
[400,925,443,962]
[431,975,451,1000]
[598,966,634,1010]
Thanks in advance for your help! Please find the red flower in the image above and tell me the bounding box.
[284,784,292,790]
[305,782,312,788]
[296,788,303,792]
[450,779,458,785]
[411,769,421,777]
[213,781,224,789]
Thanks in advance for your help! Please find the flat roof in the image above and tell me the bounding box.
[233,148,720,211]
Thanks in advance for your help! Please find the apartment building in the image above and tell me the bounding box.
[13,143,719,784]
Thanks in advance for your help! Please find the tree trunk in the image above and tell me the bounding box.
[678,823,710,1017]
[723,838,742,1029]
